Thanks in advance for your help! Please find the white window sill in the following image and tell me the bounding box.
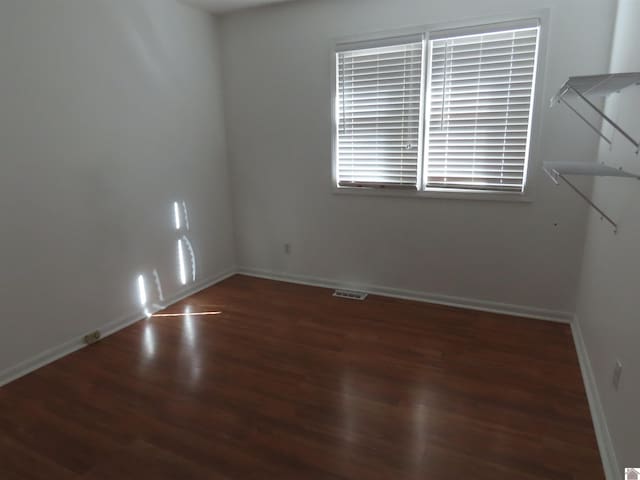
[332,185,533,203]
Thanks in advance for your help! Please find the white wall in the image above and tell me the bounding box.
[219,0,616,317]
[575,0,640,474]
[0,0,235,379]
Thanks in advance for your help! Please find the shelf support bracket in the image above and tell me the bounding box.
[558,173,618,233]
[559,97,612,145]
[568,86,640,153]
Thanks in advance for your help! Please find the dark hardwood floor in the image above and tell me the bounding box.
[0,275,603,479]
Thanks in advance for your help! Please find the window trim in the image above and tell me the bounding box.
[330,10,550,202]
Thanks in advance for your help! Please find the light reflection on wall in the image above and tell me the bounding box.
[178,238,187,285]
[133,201,199,323]
[182,201,190,231]
[173,200,196,286]
[137,272,164,317]
[137,274,147,305]
[182,235,196,283]
[137,274,151,317]
[152,269,164,303]
[173,201,181,230]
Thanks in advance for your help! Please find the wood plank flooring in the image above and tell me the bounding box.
[0,275,604,479]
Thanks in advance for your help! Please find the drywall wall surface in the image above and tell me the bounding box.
[0,0,235,374]
[219,0,616,314]
[575,0,640,472]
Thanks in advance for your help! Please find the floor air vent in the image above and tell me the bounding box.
[333,289,368,300]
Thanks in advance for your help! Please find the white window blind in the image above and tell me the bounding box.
[425,25,540,191]
[336,36,425,188]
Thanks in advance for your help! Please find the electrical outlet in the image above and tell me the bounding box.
[84,330,102,345]
[613,360,623,390]
[284,243,291,255]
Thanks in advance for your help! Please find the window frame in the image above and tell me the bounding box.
[330,10,549,202]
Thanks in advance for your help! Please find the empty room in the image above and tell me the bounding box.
[1,0,638,478]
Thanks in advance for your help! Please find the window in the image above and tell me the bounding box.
[334,20,541,195]
[335,36,424,188]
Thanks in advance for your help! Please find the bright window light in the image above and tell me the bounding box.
[334,20,540,194]
[152,311,221,318]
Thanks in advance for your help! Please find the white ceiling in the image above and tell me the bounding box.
[180,0,295,14]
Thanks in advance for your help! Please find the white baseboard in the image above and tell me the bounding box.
[0,267,236,388]
[571,317,620,480]
[237,267,573,323]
